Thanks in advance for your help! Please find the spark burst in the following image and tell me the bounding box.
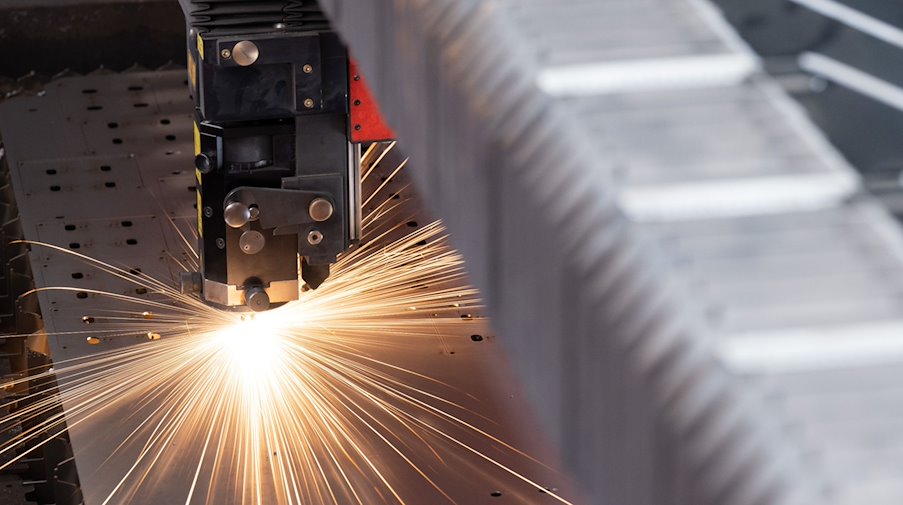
[0,143,575,504]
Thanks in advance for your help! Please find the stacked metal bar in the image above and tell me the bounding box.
[321,0,903,503]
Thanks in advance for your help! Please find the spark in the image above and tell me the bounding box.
[0,143,575,504]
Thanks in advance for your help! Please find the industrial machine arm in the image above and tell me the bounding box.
[176,0,392,311]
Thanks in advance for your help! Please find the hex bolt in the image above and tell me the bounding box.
[307,230,323,245]
[203,206,213,218]
[220,48,232,59]
[215,238,225,249]
[302,64,313,74]
[304,98,315,109]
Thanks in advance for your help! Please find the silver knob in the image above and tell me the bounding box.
[232,40,259,66]
[224,202,251,228]
[308,197,334,222]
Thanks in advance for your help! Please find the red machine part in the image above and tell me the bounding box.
[349,60,395,143]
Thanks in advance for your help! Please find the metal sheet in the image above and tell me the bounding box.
[0,71,578,504]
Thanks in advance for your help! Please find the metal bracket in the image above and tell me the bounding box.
[225,186,325,235]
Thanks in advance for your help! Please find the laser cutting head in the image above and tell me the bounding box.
[177,5,353,311]
[176,1,393,311]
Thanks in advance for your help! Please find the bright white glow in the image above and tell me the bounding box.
[215,313,288,384]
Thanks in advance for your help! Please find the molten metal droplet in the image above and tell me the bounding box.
[86,337,101,345]
[142,311,154,319]
[146,332,161,341]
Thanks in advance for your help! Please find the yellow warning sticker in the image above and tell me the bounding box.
[196,33,204,61]
[196,188,203,238]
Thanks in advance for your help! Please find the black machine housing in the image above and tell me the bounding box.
[178,0,361,311]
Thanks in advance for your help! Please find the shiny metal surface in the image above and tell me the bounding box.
[231,40,259,67]
[308,197,334,222]
[238,229,265,254]
[223,201,251,228]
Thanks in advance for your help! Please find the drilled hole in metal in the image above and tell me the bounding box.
[76,292,88,299]
[82,89,97,94]
[107,122,118,129]
[471,334,484,342]
[135,288,148,295]
[49,185,61,192]
[87,105,102,111]
[112,138,123,145]
[104,181,116,188]
[45,169,57,175]
[133,103,149,108]
[121,220,133,227]
[71,272,84,279]
[165,134,176,141]
[127,85,144,91]
[64,224,76,231]
[126,238,138,245]
[407,221,418,227]
[160,118,171,125]
[100,165,112,172]
[69,242,80,249]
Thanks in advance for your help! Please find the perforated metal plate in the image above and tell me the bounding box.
[0,71,578,504]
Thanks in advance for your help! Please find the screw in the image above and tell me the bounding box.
[203,206,213,218]
[303,64,313,74]
[304,98,315,109]
[220,48,232,59]
[216,238,225,249]
[307,230,323,245]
